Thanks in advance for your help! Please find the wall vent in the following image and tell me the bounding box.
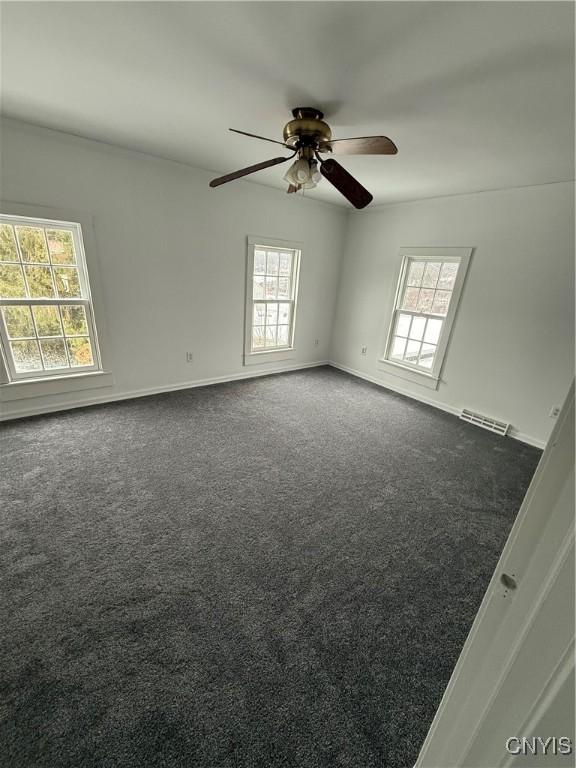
[460,408,509,436]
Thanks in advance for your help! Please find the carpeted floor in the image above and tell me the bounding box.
[0,366,541,768]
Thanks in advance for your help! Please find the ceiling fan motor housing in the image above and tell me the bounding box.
[283,107,332,148]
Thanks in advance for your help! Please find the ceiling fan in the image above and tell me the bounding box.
[209,108,398,209]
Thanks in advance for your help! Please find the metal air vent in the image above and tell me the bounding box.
[460,408,509,436]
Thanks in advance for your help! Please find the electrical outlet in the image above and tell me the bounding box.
[361,346,368,355]
[186,352,194,363]
[549,405,560,418]
[314,339,319,346]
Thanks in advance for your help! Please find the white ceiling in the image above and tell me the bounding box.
[1,1,574,207]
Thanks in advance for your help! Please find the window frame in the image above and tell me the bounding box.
[379,247,473,388]
[244,236,302,366]
[0,213,103,382]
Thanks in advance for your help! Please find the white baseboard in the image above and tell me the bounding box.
[328,360,547,450]
[0,360,549,450]
[0,360,328,422]
[507,428,546,450]
[329,360,461,415]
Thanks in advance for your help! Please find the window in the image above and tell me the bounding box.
[244,237,301,363]
[0,214,102,381]
[382,247,472,384]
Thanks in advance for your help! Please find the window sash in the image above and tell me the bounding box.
[0,298,92,306]
[389,308,448,321]
[387,309,443,371]
[0,299,100,380]
[251,299,295,352]
[0,215,101,381]
[382,248,472,381]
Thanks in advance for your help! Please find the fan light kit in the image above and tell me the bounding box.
[209,108,398,209]
[283,154,321,190]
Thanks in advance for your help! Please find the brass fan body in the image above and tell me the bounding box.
[283,108,332,150]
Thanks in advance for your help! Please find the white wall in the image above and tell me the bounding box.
[0,118,347,418]
[330,183,574,446]
[1,119,573,445]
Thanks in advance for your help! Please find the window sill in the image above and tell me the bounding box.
[243,348,297,367]
[377,359,440,390]
[0,370,114,402]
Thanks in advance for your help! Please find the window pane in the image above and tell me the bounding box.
[277,277,290,299]
[419,344,436,369]
[253,275,265,299]
[0,224,18,262]
[266,251,279,275]
[0,264,26,298]
[265,276,277,299]
[401,286,419,310]
[279,252,292,276]
[417,288,434,313]
[40,338,68,369]
[404,339,421,363]
[264,326,277,347]
[2,306,34,338]
[54,267,81,298]
[253,303,266,326]
[277,325,289,346]
[16,226,49,263]
[252,326,265,349]
[424,318,443,345]
[278,303,291,325]
[390,336,406,360]
[66,337,94,367]
[254,250,266,275]
[407,261,425,287]
[431,290,451,316]
[265,303,278,325]
[438,262,459,290]
[61,305,88,336]
[46,229,76,265]
[422,262,441,288]
[11,339,42,372]
[32,305,62,336]
[409,315,426,341]
[396,313,411,337]
[24,265,55,298]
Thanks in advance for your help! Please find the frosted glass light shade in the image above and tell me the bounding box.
[283,158,321,189]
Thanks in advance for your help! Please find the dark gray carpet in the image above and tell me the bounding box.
[0,366,541,768]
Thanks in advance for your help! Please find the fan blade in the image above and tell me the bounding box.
[319,159,373,209]
[209,156,293,188]
[229,128,289,148]
[318,136,397,155]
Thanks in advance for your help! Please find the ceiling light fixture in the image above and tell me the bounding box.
[283,156,322,190]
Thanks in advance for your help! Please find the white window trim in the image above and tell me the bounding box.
[378,247,473,389]
[0,370,114,403]
[0,201,113,396]
[243,235,302,366]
